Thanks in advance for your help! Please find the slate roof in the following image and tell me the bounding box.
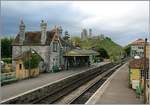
[13,50,32,61]
[129,58,149,69]
[12,29,56,45]
[64,49,99,56]
[130,38,145,46]
[13,50,43,61]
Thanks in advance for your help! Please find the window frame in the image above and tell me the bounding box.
[53,42,58,52]
[19,64,22,70]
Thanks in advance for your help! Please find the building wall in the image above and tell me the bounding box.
[130,44,149,58]
[12,45,50,71]
[130,68,140,89]
[146,45,149,58]
[130,68,147,90]
[13,43,67,72]
[131,69,140,80]
[130,45,144,58]
[15,59,39,80]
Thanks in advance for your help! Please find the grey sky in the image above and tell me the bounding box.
[1,1,149,46]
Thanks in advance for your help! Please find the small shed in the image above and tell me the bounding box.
[13,50,43,80]
[129,58,149,90]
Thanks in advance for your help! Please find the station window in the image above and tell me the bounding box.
[19,64,22,70]
[147,70,149,79]
[141,69,149,79]
[53,42,58,52]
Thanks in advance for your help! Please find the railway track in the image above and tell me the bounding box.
[70,66,118,104]
[34,63,123,104]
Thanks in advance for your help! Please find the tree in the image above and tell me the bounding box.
[70,36,81,47]
[23,54,42,69]
[124,45,131,57]
[63,31,70,41]
[1,37,13,58]
[97,48,109,59]
[105,37,111,41]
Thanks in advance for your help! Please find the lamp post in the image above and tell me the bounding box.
[144,38,147,104]
[29,47,31,78]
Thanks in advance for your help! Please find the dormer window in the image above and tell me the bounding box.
[53,42,58,52]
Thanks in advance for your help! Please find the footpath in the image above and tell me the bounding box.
[86,63,143,104]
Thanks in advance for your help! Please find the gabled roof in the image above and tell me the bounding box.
[64,49,99,56]
[130,38,145,46]
[13,50,43,61]
[24,31,41,44]
[59,38,75,48]
[13,50,31,61]
[12,29,56,45]
[129,58,149,69]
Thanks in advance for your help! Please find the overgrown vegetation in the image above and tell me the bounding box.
[70,36,81,47]
[1,37,13,58]
[96,48,109,59]
[124,45,131,57]
[1,68,14,73]
[70,36,124,62]
[23,54,42,69]
[1,58,12,63]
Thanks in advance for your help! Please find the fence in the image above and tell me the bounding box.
[1,72,17,85]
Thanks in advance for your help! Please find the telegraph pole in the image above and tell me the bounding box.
[144,38,147,104]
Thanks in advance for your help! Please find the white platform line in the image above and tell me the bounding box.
[85,63,128,104]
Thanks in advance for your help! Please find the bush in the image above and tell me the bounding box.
[94,57,103,62]
[1,68,14,73]
[124,45,131,57]
[96,48,109,59]
[2,58,12,63]
[1,37,13,58]
[23,54,42,69]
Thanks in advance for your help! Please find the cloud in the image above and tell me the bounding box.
[1,1,149,46]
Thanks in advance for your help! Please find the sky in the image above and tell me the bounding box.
[1,1,149,46]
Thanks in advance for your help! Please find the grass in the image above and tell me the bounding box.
[80,37,124,61]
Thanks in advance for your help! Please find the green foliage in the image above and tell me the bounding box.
[70,36,81,47]
[97,48,109,59]
[94,56,103,62]
[52,65,60,72]
[80,37,124,62]
[23,54,42,69]
[1,37,13,58]
[124,45,131,56]
[1,68,14,73]
[2,58,12,63]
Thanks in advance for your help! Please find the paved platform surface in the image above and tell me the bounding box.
[1,62,107,101]
[92,63,143,104]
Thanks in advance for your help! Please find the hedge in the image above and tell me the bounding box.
[23,54,42,69]
[2,58,12,63]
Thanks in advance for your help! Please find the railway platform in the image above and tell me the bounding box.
[1,62,107,101]
[86,63,143,104]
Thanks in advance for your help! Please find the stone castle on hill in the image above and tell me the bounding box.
[81,28,92,41]
[81,28,105,41]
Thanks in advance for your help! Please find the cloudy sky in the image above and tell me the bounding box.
[1,1,149,46]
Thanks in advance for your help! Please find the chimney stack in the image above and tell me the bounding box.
[19,19,25,44]
[40,20,47,44]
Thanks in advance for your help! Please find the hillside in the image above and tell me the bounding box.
[80,37,124,59]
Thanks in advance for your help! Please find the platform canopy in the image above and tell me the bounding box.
[64,49,99,57]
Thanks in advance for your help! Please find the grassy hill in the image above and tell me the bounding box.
[80,37,124,60]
